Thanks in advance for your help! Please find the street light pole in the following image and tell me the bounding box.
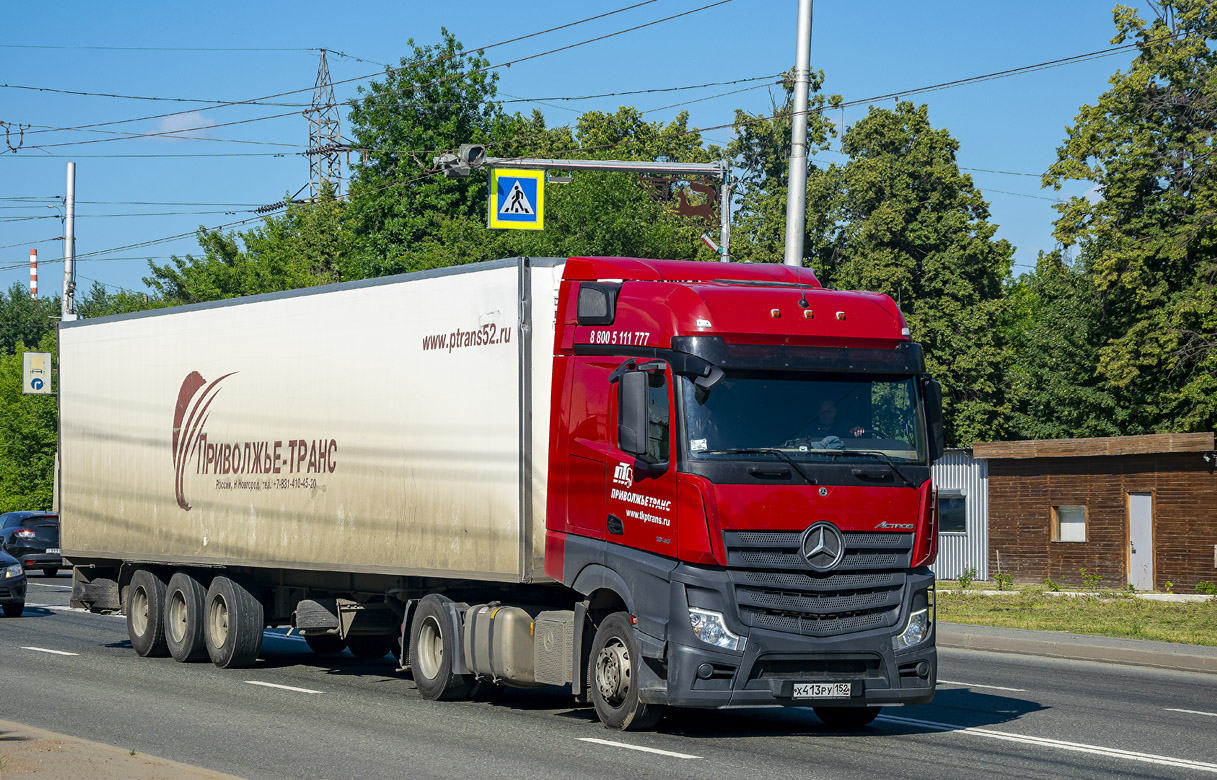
[783,0,814,267]
[62,161,77,321]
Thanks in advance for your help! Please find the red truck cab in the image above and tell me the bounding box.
[545,257,942,727]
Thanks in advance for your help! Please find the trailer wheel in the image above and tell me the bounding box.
[165,571,208,663]
[347,634,397,659]
[127,569,169,658]
[589,612,664,731]
[409,594,473,701]
[304,634,346,654]
[813,706,882,729]
[203,575,264,669]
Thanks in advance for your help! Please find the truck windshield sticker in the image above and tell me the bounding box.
[586,330,651,347]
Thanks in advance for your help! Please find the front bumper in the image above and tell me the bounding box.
[0,578,27,604]
[637,565,936,709]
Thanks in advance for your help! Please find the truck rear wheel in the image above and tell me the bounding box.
[589,612,664,731]
[814,706,882,728]
[203,575,264,669]
[165,571,208,663]
[409,594,473,701]
[127,569,169,657]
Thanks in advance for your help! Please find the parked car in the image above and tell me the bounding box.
[1,548,26,617]
[0,511,61,576]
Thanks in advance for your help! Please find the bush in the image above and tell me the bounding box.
[957,566,977,590]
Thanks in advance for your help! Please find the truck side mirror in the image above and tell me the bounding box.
[924,379,945,462]
[618,370,649,458]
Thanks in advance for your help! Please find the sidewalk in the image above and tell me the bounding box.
[0,720,244,779]
[938,622,1217,674]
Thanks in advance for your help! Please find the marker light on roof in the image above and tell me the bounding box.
[770,309,781,318]
[836,311,846,320]
[803,310,814,319]
[902,327,911,336]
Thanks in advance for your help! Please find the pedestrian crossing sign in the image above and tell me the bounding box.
[489,169,544,230]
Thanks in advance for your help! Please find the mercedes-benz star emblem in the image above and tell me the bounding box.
[800,522,846,572]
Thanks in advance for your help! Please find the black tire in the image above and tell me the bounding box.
[126,569,169,658]
[346,634,397,659]
[408,594,473,701]
[814,706,882,729]
[589,612,665,731]
[203,575,264,669]
[164,571,209,663]
[2,602,22,618]
[304,634,346,654]
[42,568,58,578]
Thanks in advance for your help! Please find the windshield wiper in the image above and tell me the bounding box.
[702,448,818,486]
[830,449,918,489]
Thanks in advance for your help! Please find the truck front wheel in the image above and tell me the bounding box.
[165,571,208,663]
[127,569,169,658]
[589,612,664,731]
[203,575,264,669]
[409,594,473,701]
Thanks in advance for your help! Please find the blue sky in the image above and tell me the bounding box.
[1,0,1126,301]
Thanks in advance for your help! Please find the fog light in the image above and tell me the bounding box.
[688,608,744,652]
[892,608,930,652]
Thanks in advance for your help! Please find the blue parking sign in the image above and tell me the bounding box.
[488,169,544,230]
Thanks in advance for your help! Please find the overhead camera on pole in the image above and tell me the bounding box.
[436,144,488,178]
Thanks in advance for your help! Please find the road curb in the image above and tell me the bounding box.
[937,623,1217,675]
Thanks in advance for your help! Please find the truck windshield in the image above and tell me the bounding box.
[680,370,926,464]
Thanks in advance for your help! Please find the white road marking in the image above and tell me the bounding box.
[29,582,71,589]
[25,603,123,618]
[937,679,1028,692]
[578,738,699,759]
[880,714,1217,774]
[1166,708,1217,718]
[22,646,78,656]
[244,681,322,694]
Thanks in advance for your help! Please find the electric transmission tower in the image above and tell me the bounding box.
[306,49,342,199]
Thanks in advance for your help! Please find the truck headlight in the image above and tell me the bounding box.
[688,607,744,652]
[892,608,930,652]
[3,563,23,579]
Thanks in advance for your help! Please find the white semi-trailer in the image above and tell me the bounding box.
[63,256,942,730]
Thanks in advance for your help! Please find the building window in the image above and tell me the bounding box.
[1052,505,1087,542]
[939,493,967,534]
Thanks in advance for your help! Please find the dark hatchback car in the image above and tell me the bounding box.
[1,548,26,617]
[0,511,61,577]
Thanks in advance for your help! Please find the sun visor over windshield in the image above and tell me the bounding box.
[670,336,924,375]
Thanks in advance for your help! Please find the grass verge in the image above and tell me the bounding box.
[935,589,1217,647]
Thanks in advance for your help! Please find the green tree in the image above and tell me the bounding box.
[0,284,60,355]
[146,187,350,305]
[1003,252,1126,439]
[726,74,840,266]
[1045,0,1217,433]
[813,103,1014,446]
[0,331,57,511]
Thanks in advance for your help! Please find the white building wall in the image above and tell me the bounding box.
[930,449,989,581]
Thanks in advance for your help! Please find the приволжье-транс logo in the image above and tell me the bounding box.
[171,371,339,511]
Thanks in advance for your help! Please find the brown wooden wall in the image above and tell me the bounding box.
[986,453,1217,592]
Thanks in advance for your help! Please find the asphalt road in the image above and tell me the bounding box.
[2,574,1216,780]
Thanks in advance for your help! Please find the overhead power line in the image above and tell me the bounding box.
[16,0,730,148]
[0,83,309,107]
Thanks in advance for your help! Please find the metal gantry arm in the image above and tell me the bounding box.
[435,148,733,262]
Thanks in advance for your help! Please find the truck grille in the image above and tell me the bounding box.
[723,530,911,638]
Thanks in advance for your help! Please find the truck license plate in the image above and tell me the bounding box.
[793,682,852,699]
[47,548,60,555]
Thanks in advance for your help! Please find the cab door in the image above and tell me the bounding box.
[606,361,678,557]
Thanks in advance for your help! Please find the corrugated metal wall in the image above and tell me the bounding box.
[931,449,989,581]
